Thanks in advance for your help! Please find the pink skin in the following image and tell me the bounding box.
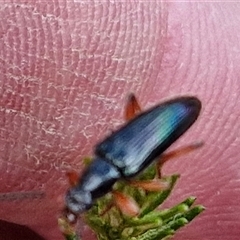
[1,2,240,240]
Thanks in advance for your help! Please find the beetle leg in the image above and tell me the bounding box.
[99,191,140,217]
[99,202,115,216]
[66,171,79,187]
[112,190,140,217]
[129,179,169,191]
[157,142,204,177]
[125,93,142,120]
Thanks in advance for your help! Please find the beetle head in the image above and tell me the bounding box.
[65,188,92,217]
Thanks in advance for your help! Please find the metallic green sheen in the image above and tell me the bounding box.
[96,97,201,177]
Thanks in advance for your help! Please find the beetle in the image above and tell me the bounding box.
[65,94,201,219]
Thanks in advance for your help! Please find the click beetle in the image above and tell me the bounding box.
[65,94,201,219]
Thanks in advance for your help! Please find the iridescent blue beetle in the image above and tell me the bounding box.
[65,94,201,220]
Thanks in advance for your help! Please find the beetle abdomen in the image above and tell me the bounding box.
[96,97,201,177]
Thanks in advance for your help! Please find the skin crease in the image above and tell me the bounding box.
[1,1,240,240]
